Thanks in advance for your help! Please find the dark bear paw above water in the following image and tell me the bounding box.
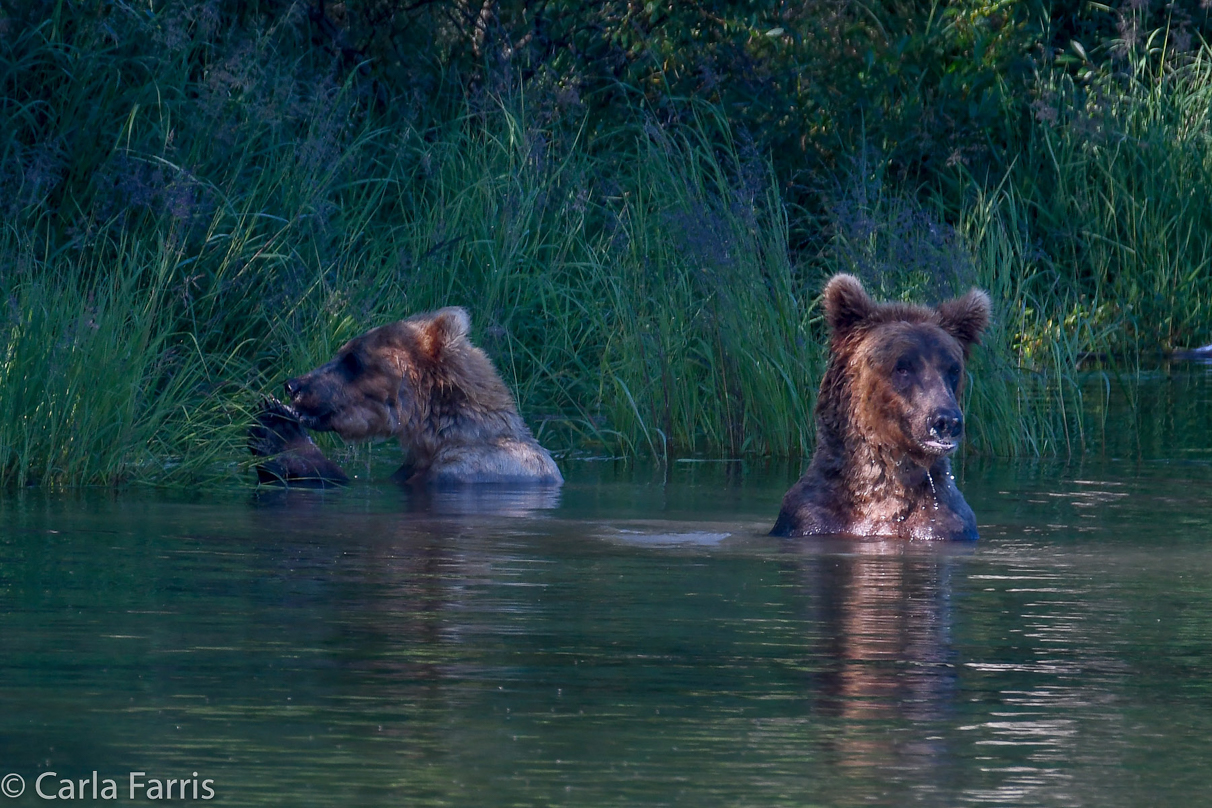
[247,396,303,456]
[249,396,350,488]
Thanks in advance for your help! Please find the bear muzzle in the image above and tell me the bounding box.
[922,409,964,454]
[283,376,338,431]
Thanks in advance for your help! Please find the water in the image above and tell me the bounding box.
[4,373,1212,806]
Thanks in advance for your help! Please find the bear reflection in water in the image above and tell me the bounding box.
[799,544,961,773]
[772,274,991,541]
[251,307,562,489]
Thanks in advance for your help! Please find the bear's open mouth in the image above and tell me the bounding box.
[294,412,330,431]
[920,437,959,455]
[287,404,334,432]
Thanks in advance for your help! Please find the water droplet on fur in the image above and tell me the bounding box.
[926,471,939,506]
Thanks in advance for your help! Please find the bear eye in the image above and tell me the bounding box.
[894,359,912,377]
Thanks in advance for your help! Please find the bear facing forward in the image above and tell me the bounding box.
[277,307,562,486]
[771,274,991,541]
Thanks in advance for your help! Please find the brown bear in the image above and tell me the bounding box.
[279,307,563,486]
[771,274,991,540]
[249,396,350,487]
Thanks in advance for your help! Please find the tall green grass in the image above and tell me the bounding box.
[3,7,1212,486]
[1012,46,1212,355]
[949,45,1212,457]
[959,184,1097,458]
[585,113,818,457]
[0,235,233,485]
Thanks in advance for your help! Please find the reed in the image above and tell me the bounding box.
[0,235,215,485]
[2,7,1211,486]
[1013,46,1212,355]
[958,184,1097,458]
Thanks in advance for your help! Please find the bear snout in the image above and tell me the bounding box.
[283,375,325,413]
[927,410,964,444]
[281,374,338,431]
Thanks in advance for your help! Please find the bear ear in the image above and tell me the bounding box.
[935,289,991,351]
[418,307,471,361]
[822,274,875,336]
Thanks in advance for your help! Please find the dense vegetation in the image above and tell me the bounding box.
[1,0,1211,486]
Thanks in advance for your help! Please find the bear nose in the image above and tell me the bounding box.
[284,378,302,398]
[930,412,963,440]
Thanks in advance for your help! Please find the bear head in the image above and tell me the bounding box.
[819,274,991,464]
[283,307,515,442]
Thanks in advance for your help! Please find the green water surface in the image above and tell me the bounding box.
[3,369,1212,807]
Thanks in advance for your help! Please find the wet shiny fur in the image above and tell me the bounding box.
[283,307,562,486]
[771,274,990,540]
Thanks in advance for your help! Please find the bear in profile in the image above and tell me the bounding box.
[771,274,991,540]
[276,307,562,486]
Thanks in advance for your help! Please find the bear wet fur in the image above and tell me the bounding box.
[771,274,991,540]
[281,307,562,486]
